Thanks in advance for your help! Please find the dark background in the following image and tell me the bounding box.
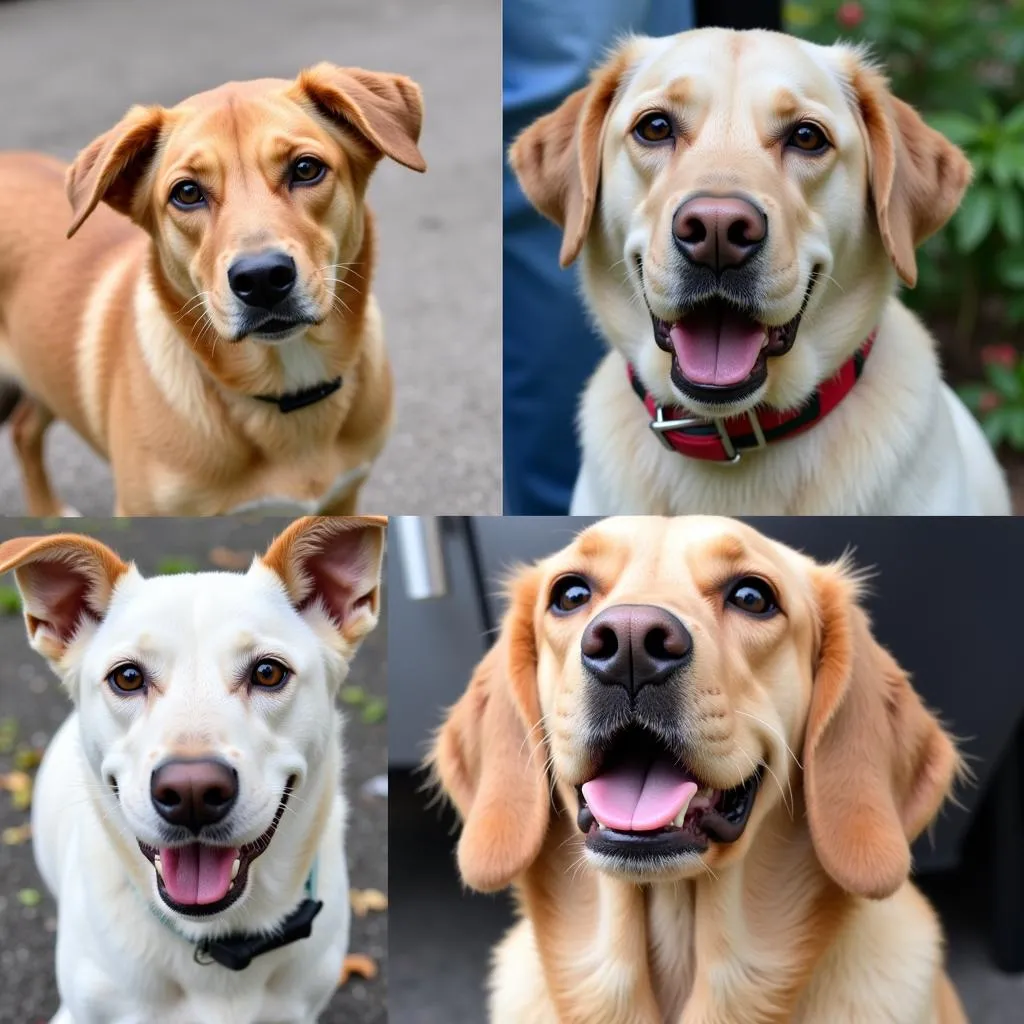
[0,518,387,1024]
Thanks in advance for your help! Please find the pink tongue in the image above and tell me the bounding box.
[670,306,766,387]
[160,845,238,905]
[582,757,698,832]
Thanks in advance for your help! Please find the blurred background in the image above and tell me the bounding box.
[0,517,388,1024]
[389,516,1024,1024]
[788,0,1024,509]
[0,0,499,516]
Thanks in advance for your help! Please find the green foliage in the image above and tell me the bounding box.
[788,0,1024,444]
[958,346,1024,449]
[155,556,199,575]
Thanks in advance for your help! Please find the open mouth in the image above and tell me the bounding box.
[576,727,762,864]
[137,777,295,917]
[648,272,818,406]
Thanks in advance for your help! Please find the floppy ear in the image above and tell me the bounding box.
[66,104,165,239]
[803,564,959,900]
[292,63,426,173]
[431,568,551,893]
[0,534,130,665]
[508,47,631,268]
[851,60,972,287]
[259,515,387,646]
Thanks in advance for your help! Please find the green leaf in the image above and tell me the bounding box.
[1004,103,1024,136]
[927,112,982,146]
[984,406,1012,447]
[957,382,990,412]
[17,888,41,908]
[0,585,21,615]
[984,362,1023,400]
[999,188,1024,242]
[954,186,997,252]
[339,686,367,707]
[996,248,1024,287]
[155,556,199,576]
[361,698,388,725]
[0,718,17,755]
[1010,409,1024,449]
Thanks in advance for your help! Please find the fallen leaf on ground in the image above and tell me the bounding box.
[13,746,43,771]
[350,888,388,916]
[339,953,378,985]
[17,888,41,907]
[208,547,254,570]
[0,770,33,810]
[2,823,31,845]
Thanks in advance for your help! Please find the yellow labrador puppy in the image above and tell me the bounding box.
[2,516,385,1023]
[434,516,967,1023]
[510,30,1010,515]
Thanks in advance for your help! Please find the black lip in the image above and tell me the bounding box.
[236,316,318,342]
[137,776,295,918]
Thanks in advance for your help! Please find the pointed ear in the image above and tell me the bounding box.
[260,515,387,645]
[803,564,959,899]
[430,567,550,892]
[0,534,130,664]
[292,63,426,173]
[850,58,972,287]
[508,47,631,268]
[66,104,166,238]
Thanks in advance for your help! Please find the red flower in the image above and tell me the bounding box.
[836,2,864,28]
[981,343,1018,368]
[979,390,1002,414]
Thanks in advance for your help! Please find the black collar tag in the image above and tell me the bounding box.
[254,377,342,414]
[196,898,324,971]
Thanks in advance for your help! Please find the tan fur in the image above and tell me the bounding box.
[432,516,967,1023]
[0,65,426,515]
[509,30,1008,516]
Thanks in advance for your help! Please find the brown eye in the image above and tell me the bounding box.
[170,180,205,208]
[726,578,778,617]
[550,575,593,615]
[786,122,829,154]
[633,112,674,145]
[290,156,326,185]
[108,663,145,694]
[251,659,290,689]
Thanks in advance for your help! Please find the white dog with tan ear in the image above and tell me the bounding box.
[0,515,385,1024]
[510,29,1010,515]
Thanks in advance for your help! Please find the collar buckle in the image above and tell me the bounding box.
[650,405,768,465]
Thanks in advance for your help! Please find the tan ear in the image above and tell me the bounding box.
[0,534,130,664]
[260,515,387,645]
[292,63,426,173]
[66,104,165,239]
[851,61,972,287]
[430,569,550,892]
[803,565,959,899]
[508,48,631,268]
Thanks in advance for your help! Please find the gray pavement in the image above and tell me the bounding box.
[0,0,500,516]
[0,519,388,1023]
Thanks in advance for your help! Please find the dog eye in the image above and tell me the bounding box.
[169,180,206,208]
[549,575,593,615]
[633,112,674,145]
[786,122,830,154]
[290,156,327,186]
[251,659,290,689]
[726,577,778,616]
[107,663,146,694]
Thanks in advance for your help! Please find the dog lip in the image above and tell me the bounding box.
[235,315,320,342]
[137,775,296,918]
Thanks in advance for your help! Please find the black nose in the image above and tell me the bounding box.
[227,251,297,310]
[672,193,767,272]
[150,758,238,834]
[581,604,692,696]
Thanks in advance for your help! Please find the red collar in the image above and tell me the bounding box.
[627,330,877,463]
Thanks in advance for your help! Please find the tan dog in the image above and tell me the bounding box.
[434,516,967,1023]
[511,30,1009,515]
[0,65,425,515]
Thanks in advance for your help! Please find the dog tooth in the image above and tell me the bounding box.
[231,858,240,880]
[153,857,163,880]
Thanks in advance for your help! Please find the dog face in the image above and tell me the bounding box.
[435,517,957,899]
[65,65,425,346]
[0,516,384,924]
[510,30,970,417]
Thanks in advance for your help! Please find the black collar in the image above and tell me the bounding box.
[253,377,342,413]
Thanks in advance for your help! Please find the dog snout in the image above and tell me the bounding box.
[150,758,239,834]
[581,604,692,696]
[227,250,297,310]
[672,194,767,273]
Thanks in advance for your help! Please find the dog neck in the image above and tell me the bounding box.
[518,792,852,1023]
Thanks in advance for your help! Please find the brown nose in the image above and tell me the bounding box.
[150,758,238,834]
[581,604,692,696]
[672,194,767,272]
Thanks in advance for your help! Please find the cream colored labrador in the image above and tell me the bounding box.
[510,29,1011,515]
[434,516,967,1022]
[1,516,385,1024]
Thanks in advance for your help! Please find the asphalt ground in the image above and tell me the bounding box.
[0,0,500,517]
[0,518,388,1023]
